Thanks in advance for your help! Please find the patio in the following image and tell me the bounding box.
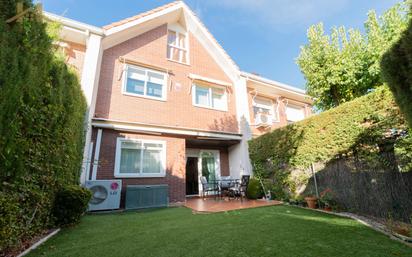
[184,197,282,213]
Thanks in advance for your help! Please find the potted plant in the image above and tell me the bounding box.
[319,188,337,211]
[304,193,318,209]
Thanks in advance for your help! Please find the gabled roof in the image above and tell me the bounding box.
[45,1,310,99]
[103,1,181,30]
[101,1,239,81]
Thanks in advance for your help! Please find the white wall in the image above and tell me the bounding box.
[80,33,103,184]
[229,77,253,179]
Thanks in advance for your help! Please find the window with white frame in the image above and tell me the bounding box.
[167,29,188,64]
[253,97,278,122]
[123,65,167,100]
[115,138,166,177]
[193,84,227,111]
[286,104,305,123]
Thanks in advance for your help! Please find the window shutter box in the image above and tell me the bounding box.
[125,185,169,210]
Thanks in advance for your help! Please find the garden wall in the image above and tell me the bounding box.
[305,158,412,222]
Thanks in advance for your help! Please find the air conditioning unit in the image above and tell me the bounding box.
[85,180,122,211]
[255,113,272,128]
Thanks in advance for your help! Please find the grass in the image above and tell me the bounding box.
[28,205,412,257]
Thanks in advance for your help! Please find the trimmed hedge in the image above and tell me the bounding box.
[249,86,406,170]
[381,7,412,128]
[248,86,411,220]
[246,178,263,200]
[53,185,91,226]
[0,0,86,253]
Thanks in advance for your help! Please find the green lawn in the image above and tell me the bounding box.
[28,205,411,257]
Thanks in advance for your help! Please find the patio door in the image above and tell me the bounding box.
[198,150,221,194]
[185,157,199,195]
[201,152,216,182]
[186,149,221,196]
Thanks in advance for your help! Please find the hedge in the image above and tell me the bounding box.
[0,0,86,253]
[249,86,406,170]
[249,86,412,194]
[381,7,412,128]
[53,185,92,227]
[248,86,411,220]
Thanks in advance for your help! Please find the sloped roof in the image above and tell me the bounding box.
[103,1,182,30]
[102,1,240,80]
[46,1,309,97]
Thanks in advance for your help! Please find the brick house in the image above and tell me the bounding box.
[45,1,312,205]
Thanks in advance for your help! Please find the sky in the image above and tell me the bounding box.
[41,0,400,90]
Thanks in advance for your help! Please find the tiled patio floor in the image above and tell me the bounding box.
[184,197,282,213]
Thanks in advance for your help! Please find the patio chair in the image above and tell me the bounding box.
[228,175,250,202]
[200,176,218,200]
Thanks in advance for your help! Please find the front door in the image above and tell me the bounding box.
[185,157,199,195]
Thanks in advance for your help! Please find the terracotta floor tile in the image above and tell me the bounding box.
[184,197,282,213]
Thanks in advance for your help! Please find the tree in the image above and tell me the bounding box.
[297,2,409,110]
[381,6,412,128]
[0,0,86,252]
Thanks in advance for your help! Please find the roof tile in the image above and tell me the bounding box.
[103,1,182,30]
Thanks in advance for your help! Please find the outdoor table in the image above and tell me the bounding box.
[209,178,240,199]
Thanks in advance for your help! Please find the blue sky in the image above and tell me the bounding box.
[41,0,400,89]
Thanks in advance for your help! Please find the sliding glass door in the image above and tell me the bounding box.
[201,152,216,182]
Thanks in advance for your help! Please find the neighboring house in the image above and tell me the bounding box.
[44,1,312,205]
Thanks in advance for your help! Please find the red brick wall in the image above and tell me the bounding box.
[219,148,230,176]
[62,41,86,78]
[89,128,232,202]
[247,88,312,136]
[95,24,238,133]
[91,129,186,203]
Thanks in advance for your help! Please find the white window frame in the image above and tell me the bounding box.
[122,64,167,101]
[286,104,305,123]
[167,24,189,65]
[252,97,279,123]
[192,84,228,111]
[114,137,166,178]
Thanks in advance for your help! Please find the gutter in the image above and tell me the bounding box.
[43,11,104,36]
[241,71,308,97]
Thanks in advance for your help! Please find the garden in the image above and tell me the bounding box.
[248,1,412,244]
[26,206,412,257]
[1,0,412,256]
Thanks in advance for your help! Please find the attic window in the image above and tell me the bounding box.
[167,29,188,64]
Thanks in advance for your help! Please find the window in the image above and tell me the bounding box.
[286,105,305,123]
[193,84,227,111]
[123,65,166,100]
[115,138,166,177]
[167,29,188,64]
[253,97,278,122]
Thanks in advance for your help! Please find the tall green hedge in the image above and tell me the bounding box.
[381,7,412,128]
[249,86,406,172]
[0,0,86,253]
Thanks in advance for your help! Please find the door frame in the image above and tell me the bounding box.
[185,156,199,196]
[185,149,221,196]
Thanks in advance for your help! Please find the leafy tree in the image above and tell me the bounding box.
[381,5,412,128]
[297,2,409,110]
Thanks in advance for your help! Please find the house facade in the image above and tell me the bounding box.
[45,1,312,205]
